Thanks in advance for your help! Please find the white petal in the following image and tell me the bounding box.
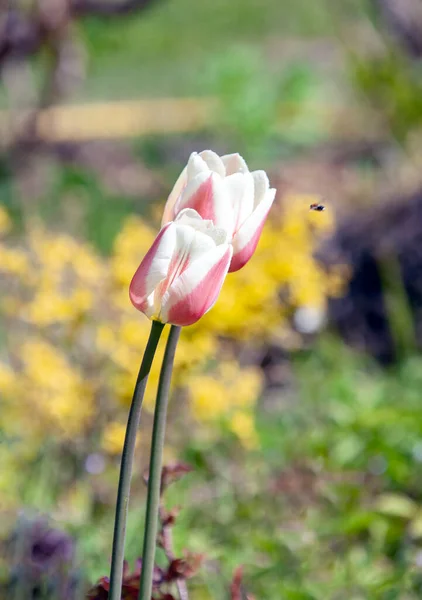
[225,172,255,233]
[199,150,226,177]
[251,170,270,209]
[142,291,157,319]
[230,188,276,272]
[159,243,233,325]
[150,224,198,313]
[175,209,229,245]
[187,152,210,179]
[129,223,176,309]
[221,153,249,175]
[171,219,228,271]
[162,166,188,225]
[233,187,276,253]
[144,226,176,292]
[173,223,216,263]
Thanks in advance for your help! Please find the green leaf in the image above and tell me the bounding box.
[375,494,418,519]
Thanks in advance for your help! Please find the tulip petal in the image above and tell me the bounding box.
[186,152,210,179]
[221,153,249,175]
[176,171,232,232]
[229,188,276,272]
[129,223,175,311]
[172,222,216,266]
[225,172,255,233]
[160,244,233,326]
[251,170,270,208]
[175,209,229,246]
[162,166,188,225]
[199,150,226,177]
[162,150,226,226]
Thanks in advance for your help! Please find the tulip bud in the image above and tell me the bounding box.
[130,210,232,327]
[162,150,276,272]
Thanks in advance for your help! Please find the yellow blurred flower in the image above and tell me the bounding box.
[0,206,11,236]
[188,362,263,422]
[230,411,259,449]
[18,338,94,436]
[0,188,338,496]
[0,245,30,277]
[0,362,16,395]
[102,422,135,455]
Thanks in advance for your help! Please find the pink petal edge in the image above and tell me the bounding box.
[167,246,233,326]
[162,167,188,225]
[229,190,275,272]
[129,223,173,311]
[178,172,219,223]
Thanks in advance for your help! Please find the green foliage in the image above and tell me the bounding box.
[202,46,323,157]
[45,166,138,254]
[350,49,422,142]
[44,338,420,597]
[6,326,422,597]
[79,0,333,99]
[150,339,422,599]
[201,46,279,157]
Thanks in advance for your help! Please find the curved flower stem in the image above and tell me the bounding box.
[138,324,182,600]
[109,320,165,600]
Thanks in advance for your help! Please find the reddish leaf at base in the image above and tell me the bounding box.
[230,566,255,600]
[165,552,204,582]
[230,566,243,600]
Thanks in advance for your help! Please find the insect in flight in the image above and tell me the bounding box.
[309,202,325,212]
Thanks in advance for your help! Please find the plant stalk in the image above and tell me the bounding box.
[109,320,165,600]
[138,324,182,600]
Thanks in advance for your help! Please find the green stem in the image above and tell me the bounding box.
[138,325,182,600]
[109,320,165,600]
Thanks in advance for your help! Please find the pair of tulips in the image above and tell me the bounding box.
[130,150,276,326]
[107,150,276,600]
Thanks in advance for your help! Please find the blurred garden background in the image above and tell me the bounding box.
[2,0,422,598]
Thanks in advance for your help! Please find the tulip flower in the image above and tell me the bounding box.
[130,209,232,327]
[112,154,276,600]
[162,150,276,272]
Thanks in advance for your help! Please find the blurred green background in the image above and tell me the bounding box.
[2,0,422,598]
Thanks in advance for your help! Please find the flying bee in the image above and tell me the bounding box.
[309,202,325,212]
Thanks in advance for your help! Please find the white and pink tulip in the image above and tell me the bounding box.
[162,150,276,272]
[129,209,232,326]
